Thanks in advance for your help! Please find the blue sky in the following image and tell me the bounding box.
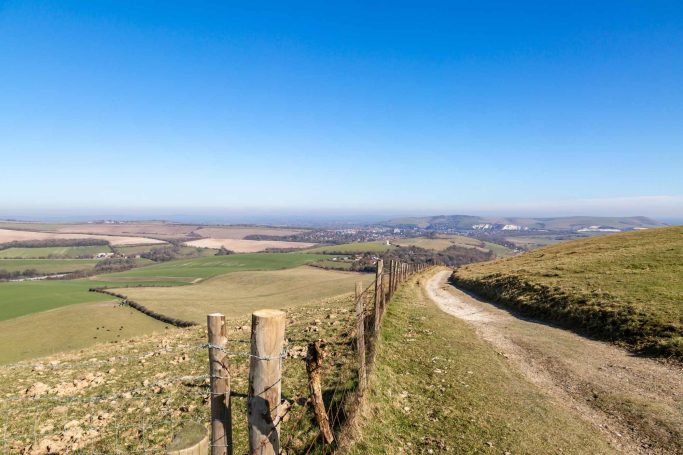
[1,1,682,219]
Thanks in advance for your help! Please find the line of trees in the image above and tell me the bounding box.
[345,245,494,272]
[0,268,42,280]
[0,238,110,250]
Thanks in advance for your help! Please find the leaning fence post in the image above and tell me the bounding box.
[306,341,335,445]
[355,281,367,391]
[248,309,286,455]
[388,260,394,299]
[207,313,232,455]
[374,260,384,333]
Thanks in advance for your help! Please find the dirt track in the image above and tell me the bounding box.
[425,270,683,454]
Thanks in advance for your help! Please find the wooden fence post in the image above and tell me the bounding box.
[207,313,232,455]
[248,309,286,455]
[306,342,335,445]
[389,260,395,299]
[355,281,367,391]
[374,260,384,333]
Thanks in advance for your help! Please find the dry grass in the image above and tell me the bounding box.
[114,266,372,323]
[0,229,164,246]
[184,238,315,252]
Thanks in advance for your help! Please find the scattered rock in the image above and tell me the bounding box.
[24,382,50,398]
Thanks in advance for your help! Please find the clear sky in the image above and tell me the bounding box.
[1,1,682,220]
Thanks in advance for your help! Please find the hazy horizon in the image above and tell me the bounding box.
[1,207,681,227]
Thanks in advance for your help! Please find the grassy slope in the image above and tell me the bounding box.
[0,245,111,258]
[393,237,475,251]
[392,236,515,258]
[453,226,683,358]
[0,302,168,364]
[115,266,371,323]
[0,259,102,273]
[0,295,358,453]
[0,280,112,321]
[504,235,563,249]
[115,245,216,257]
[306,242,394,254]
[346,271,614,454]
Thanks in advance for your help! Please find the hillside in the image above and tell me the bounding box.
[0,294,359,454]
[344,269,615,454]
[383,214,666,232]
[451,226,683,359]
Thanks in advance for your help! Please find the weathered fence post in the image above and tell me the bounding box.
[248,309,286,455]
[207,313,232,455]
[388,260,395,299]
[374,260,384,333]
[355,281,367,391]
[306,341,335,445]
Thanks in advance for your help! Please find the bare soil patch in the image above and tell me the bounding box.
[193,226,307,239]
[55,223,199,238]
[0,229,164,246]
[184,238,315,252]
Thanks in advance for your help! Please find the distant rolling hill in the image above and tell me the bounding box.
[451,226,683,359]
[382,214,666,232]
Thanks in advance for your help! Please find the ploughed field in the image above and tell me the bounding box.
[452,226,683,359]
[0,228,164,246]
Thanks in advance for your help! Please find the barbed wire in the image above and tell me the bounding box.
[200,343,288,361]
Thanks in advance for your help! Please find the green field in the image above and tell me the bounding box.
[0,301,168,364]
[0,245,111,258]
[0,253,328,322]
[0,258,102,274]
[0,279,112,321]
[115,244,216,257]
[504,235,564,250]
[0,222,62,231]
[306,241,394,254]
[453,226,683,358]
[114,266,371,323]
[97,252,323,283]
[480,240,516,257]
